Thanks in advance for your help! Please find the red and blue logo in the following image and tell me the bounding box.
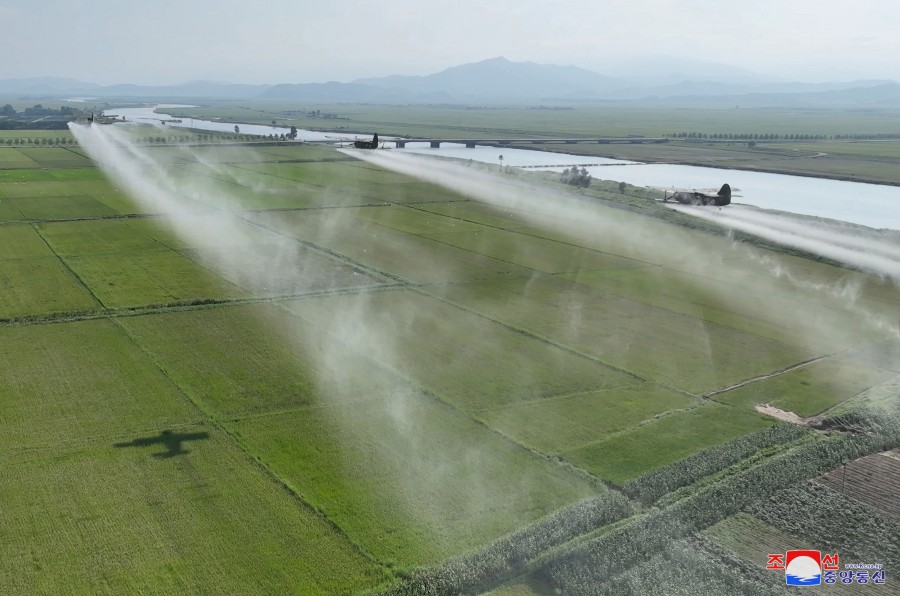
[767,550,886,586]
[767,550,840,586]
[784,550,824,586]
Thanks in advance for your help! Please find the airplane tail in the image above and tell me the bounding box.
[717,183,731,206]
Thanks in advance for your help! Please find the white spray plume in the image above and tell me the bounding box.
[344,148,900,353]
[670,203,900,283]
[69,123,573,561]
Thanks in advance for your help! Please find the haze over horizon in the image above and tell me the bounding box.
[1,0,898,86]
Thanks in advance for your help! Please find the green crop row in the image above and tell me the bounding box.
[537,410,900,594]
[621,422,812,506]
[746,481,900,570]
[378,491,632,596]
[598,537,789,596]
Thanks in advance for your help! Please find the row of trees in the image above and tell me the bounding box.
[2,137,76,145]
[671,131,831,140]
[235,125,298,140]
[1,104,81,117]
[560,166,591,187]
[0,133,307,147]
[671,131,900,141]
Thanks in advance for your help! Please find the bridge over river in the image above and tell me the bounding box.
[315,136,668,148]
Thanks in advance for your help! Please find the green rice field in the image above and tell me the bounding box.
[1,138,898,594]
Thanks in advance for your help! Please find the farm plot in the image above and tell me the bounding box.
[479,384,697,455]
[413,199,563,231]
[12,195,118,220]
[418,198,895,360]
[0,431,384,595]
[0,223,100,317]
[242,144,338,162]
[38,219,171,255]
[38,219,251,308]
[251,207,537,283]
[845,339,900,374]
[747,480,900,574]
[560,266,854,352]
[0,318,197,453]
[817,452,900,520]
[0,175,138,220]
[0,257,100,318]
[431,274,814,395]
[65,178,156,215]
[0,169,58,183]
[559,402,773,484]
[282,289,639,414]
[118,303,403,418]
[0,147,39,169]
[713,357,896,417]
[18,146,93,168]
[46,167,107,181]
[0,179,81,198]
[420,227,647,275]
[122,214,388,296]
[230,391,598,567]
[173,162,382,211]
[63,250,250,308]
[349,204,486,235]
[0,224,54,259]
[240,160,466,206]
[0,199,27,221]
[703,512,811,564]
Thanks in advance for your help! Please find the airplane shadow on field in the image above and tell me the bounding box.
[114,429,210,459]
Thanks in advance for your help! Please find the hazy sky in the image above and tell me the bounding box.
[2,0,898,85]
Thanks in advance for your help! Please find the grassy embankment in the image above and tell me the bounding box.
[162,101,900,184]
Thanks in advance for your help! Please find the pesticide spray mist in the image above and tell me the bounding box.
[670,203,900,283]
[345,148,900,349]
[70,122,898,565]
[69,123,582,559]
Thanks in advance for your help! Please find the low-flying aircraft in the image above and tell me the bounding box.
[353,132,379,149]
[662,183,732,206]
[82,112,116,124]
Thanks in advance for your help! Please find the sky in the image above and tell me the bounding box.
[1,0,899,85]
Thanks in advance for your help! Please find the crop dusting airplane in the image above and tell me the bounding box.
[353,132,380,149]
[662,183,733,206]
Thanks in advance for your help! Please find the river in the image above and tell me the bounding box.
[102,105,900,230]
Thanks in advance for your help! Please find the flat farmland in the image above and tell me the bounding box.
[431,275,814,395]
[283,289,640,413]
[2,141,897,594]
[0,147,40,168]
[38,219,253,308]
[230,394,598,566]
[818,452,900,520]
[558,402,773,484]
[0,223,99,317]
[1,433,384,595]
[17,146,93,168]
[0,318,197,451]
[117,303,402,417]
[712,357,897,416]
[479,384,697,455]
[250,208,533,283]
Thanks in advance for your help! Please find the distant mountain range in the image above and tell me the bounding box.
[3,57,899,106]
